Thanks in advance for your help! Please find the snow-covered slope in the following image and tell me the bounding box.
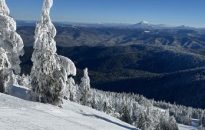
[0,93,137,130]
[178,124,198,130]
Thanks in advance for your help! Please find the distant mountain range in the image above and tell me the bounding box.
[17,21,205,109]
[16,20,204,29]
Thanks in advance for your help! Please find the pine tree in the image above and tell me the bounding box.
[0,0,24,74]
[79,68,91,105]
[0,48,11,92]
[63,77,77,101]
[137,112,149,130]
[103,97,113,114]
[120,105,133,124]
[0,0,24,93]
[31,0,76,105]
[155,115,179,130]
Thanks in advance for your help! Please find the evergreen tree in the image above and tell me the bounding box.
[0,48,11,92]
[79,68,91,105]
[137,111,151,130]
[0,0,24,74]
[120,105,133,124]
[155,116,179,130]
[0,0,24,93]
[64,77,77,101]
[31,0,76,105]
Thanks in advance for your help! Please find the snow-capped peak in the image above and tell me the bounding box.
[133,20,152,28]
[138,20,149,25]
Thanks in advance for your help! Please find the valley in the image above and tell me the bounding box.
[18,23,205,109]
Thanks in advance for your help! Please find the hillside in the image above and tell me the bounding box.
[17,25,205,53]
[21,44,205,108]
[0,0,204,129]
[0,92,138,130]
[0,84,199,130]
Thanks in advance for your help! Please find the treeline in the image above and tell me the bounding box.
[63,76,179,130]
[154,100,205,128]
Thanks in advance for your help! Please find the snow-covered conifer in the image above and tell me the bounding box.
[120,105,133,124]
[31,0,76,105]
[0,47,11,92]
[0,0,24,92]
[0,0,24,74]
[156,116,179,130]
[16,74,31,88]
[103,97,113,114]
[63,77,78,101]
[79,68,91,105]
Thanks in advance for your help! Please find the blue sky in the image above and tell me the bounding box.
[7,0,205,27]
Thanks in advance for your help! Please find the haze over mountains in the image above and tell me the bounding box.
[17,20,205,109]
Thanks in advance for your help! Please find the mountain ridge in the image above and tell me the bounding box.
[16,20,205,29]
[17,24,205,109]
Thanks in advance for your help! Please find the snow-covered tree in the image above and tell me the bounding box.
[137,111,150,130]
[63,77,78,101]
[87,89,181,130]
[0,0,24,93]
[31,0,76,105]
[0,0,24,74]
[120,105,133,124]
[103,97,113,114]
[79,68,91,105]
[156,116,179,130]
[0,47,11,92]
[16,74,31,88]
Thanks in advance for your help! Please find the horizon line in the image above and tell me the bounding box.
[16,19,205,29]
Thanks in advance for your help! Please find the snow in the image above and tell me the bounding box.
[178,118,199,130]
[0,91,138,130]
[139,20,149,25]
[144,30,150,33]
[0,0,10,15]
[191,119,200,127]
[0,0,24,74]
[178,124,198,130]
[31,0,77,105]
[8,84,31,100]
[58,55,77,76]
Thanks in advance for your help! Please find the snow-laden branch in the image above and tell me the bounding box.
[0,0,10,15]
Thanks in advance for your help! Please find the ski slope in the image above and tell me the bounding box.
[0,93,138,130]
